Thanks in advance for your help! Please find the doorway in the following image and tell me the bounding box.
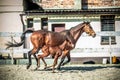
[52,24,65,32]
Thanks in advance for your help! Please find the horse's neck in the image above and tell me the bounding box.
[70,23,84,43]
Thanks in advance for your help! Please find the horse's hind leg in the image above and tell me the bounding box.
[27,50,32,69]
[33,53,39,70]
[27,48,39,70]
[44,53,59,72]
[52,53,59,73]
[35,57,47,70]
[41,58,47,69]
[37,51,50,70]
[33,48,41,70]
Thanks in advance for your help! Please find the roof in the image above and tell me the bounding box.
[25,8,120,15]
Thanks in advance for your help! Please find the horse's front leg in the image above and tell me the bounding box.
[57,56,65,70]
[57,51,68,70]
[62,52,71,66]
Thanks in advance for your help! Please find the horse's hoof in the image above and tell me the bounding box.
[44,67,47,70]
[52,71,56,73]
[52,70,59,73]
[26,66,29,69]
[56,67,61,71]
[26,65,31,69]
[61,63,65,66]
[34,68,38,71]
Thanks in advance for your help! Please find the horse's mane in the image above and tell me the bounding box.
[59,22,90,35]
[69,22,85,32]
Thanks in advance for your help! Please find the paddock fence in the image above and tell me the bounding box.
[0,31,120,64]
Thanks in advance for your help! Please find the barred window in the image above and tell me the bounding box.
[101,15,116,45]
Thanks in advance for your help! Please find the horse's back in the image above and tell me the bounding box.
[45,32,66,47]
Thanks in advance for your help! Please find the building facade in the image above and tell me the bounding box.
[0,0,120,64]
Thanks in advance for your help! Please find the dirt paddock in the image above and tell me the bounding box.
[0,64,120,80]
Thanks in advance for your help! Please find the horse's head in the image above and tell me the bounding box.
[83,22,96,38]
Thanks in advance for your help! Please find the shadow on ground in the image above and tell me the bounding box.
[36,65,120,73]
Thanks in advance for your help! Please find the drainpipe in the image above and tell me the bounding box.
[109,36,112,64]
[20,14,28,59]
[20,14,26,31]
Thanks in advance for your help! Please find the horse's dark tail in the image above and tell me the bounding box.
[5,30,34,49]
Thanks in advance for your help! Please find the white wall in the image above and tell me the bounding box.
[0,13,23,32]
[0,0,23,49]
[0,0,23,12]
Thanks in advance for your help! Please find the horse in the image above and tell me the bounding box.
[36,21,96,72]
[6,22,96,72]
[6,27,75,70]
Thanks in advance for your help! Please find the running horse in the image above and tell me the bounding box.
[6,26,75,69]
[37,22,96,71]
[6,22,96,72]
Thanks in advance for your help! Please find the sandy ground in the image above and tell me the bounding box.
[0,64,120,80]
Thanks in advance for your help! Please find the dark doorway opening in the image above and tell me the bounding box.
[52,24,65,32]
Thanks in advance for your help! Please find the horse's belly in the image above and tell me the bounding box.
[46,39,64,46]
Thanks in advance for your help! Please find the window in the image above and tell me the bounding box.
[27,18,33,28]
[41,18,48,31]
[101,15,116,45]
[82,0,88,9]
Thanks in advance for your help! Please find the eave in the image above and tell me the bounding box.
[25,8,120,15]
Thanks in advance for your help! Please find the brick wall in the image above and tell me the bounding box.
[38,0,74,9]
[37,0,120,9]
[82,0,120,8]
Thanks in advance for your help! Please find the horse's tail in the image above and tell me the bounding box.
[6,30,34,49]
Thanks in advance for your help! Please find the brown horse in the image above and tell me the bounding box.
[6,27,75,70]
[36,22,96,72]
[6,22,96,72]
